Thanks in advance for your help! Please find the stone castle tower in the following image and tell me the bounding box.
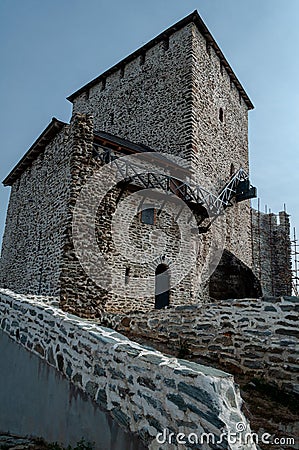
[0,11,292,317]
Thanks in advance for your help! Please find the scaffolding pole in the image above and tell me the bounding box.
[258,198,262,282]
[291,227,299,296]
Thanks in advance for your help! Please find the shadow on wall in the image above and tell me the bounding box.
[209,249,262,300]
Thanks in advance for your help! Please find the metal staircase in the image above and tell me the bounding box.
[93,143,257,230]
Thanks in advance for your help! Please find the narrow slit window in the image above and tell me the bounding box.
[230,163,235,176]
[125,267,130,285]
[206,40,211,56]
[140,53,145,66]
[219,108,224,123]
[163,37,169,51]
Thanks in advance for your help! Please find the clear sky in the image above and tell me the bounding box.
[0,0,298,256]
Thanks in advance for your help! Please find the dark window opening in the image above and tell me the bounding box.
[85,89,90,100]
[125,267,130,285]
[163,37,169,51]
[230,163,235,176]
[155,264,170,309]
[219,107,224,123]
[206,40,211,56]
[140,206,155,225]
[120,67,125,79]
[140,53,145,66]
[101,78,106,91]
[110,112,114,125]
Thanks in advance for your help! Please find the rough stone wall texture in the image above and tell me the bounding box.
[71,21,252,269]
[0,126,70,296]
[190,25,252,269]
[0,113,199,316]
[0,330,144,450]
[251,210,292,296]
[0,289,256,450]
[58,114,203,316]
[72,26,194,162]
[1,17,290,317]
[59,113,106,318]
[103,297,299,395]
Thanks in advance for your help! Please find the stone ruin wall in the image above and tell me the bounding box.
[103,297,299,396]
[0,289,256,450]
[251,210,292,296]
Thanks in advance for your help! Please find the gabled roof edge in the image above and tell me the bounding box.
[67,10,254,110]
[3,118,67,187]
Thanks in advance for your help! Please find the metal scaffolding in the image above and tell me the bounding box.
[291,227,299,296]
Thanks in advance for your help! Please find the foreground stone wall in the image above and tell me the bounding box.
[103,297,299,395]
[0,330,144,450]
[0,289,255,450]
[251,210,292,296]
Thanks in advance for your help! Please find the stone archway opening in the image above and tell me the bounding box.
[209,249,262,300]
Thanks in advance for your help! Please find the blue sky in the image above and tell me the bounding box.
[0,0,298,253]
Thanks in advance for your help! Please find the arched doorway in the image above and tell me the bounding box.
[155,264,170,309]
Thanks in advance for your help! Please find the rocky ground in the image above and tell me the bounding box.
[0,435,48,450]
[0,436,93,450]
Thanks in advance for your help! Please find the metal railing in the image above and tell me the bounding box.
[93,143,256,219]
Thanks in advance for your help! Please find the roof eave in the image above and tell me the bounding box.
[66,10,254,110]
[3,118,66,187]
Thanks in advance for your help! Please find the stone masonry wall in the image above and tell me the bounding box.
[72,26,194,163]
[59,114,204,317]
[190,24,252,269]
[0,289,256,450]
[1,15,259,317]
[103,297,299,395]
[71,20,253,270]
[0,125,71,296]
[251,210,292,296]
